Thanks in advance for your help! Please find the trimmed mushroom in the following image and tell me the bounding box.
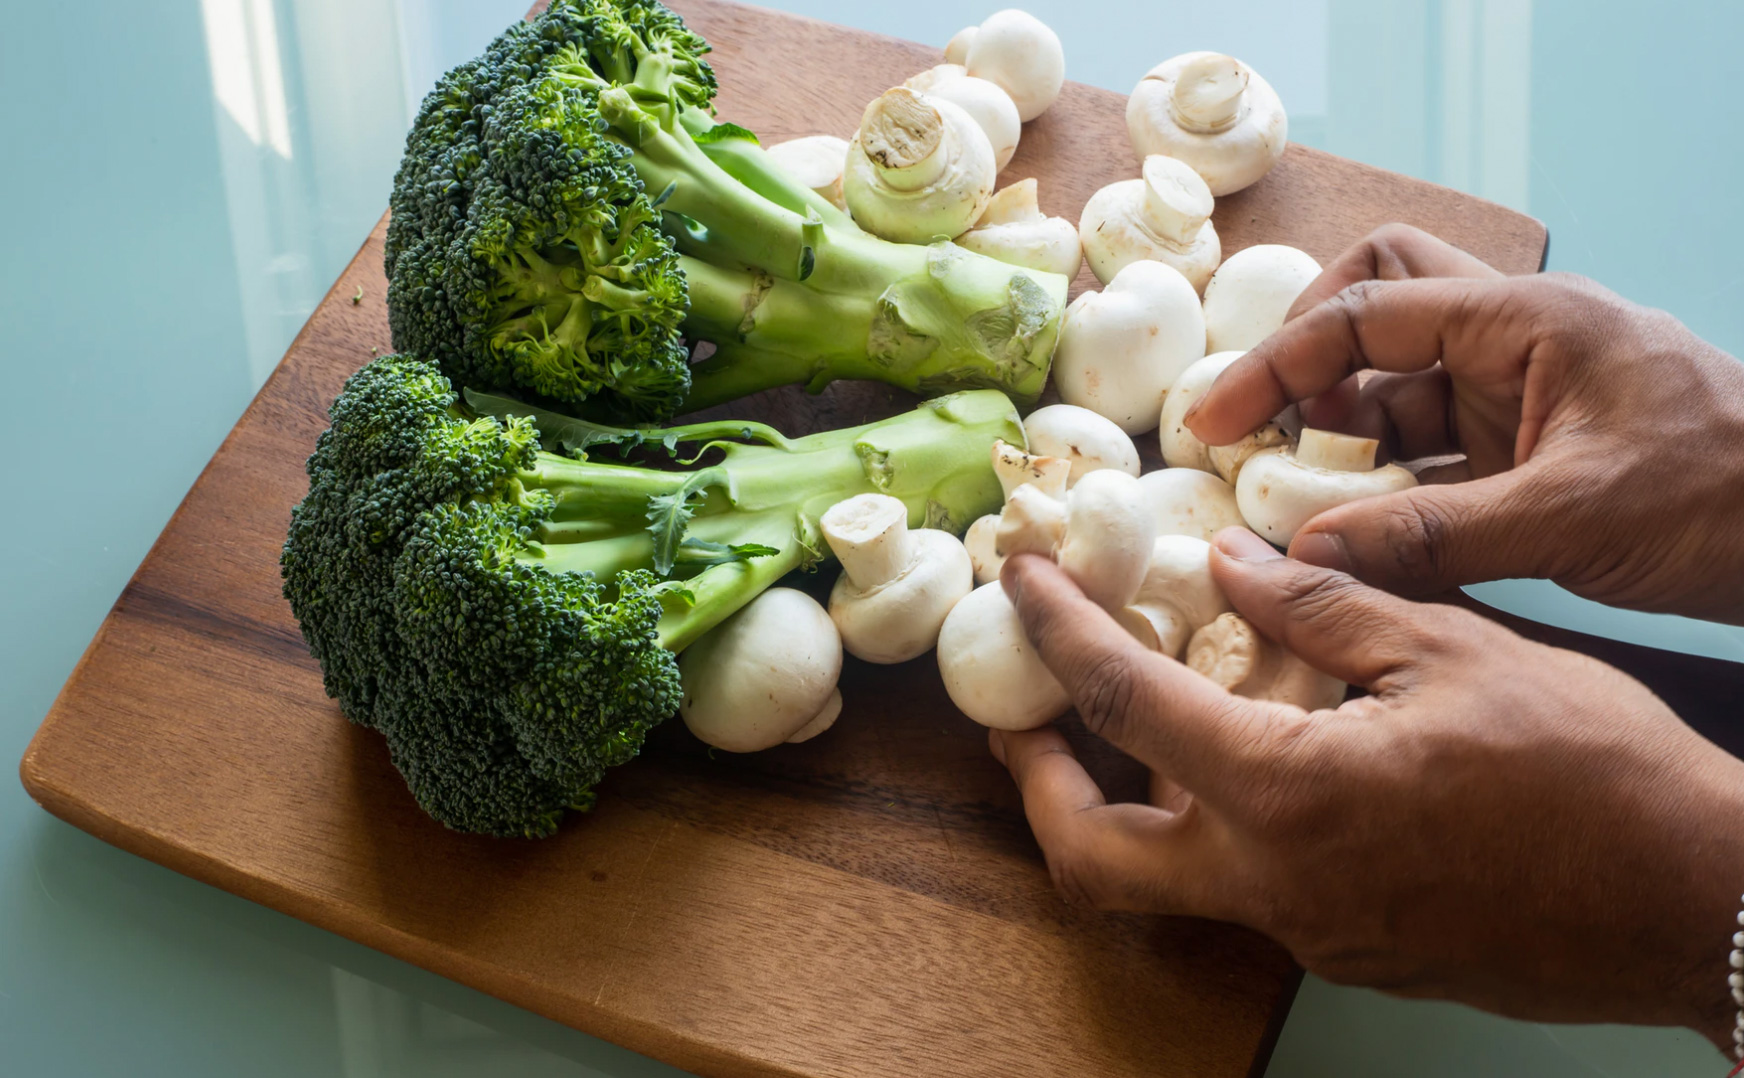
[961,10,1066,122]
[822,494,973,664]
[1236,428,1419,545]
[1136,468,1244,541]
[1206,417,1296,486]
[1112,535,1231,657]
[957,179,1082,277]
[679,588,844,752]
[844,88,996,243]
[1022,403,1141,486]
[904,66,1021,171]
[964,513,1004,585]
[1053,259,1207,434]
[1079,155,1220,291]
[937,581,1072,730]
[764,135,851,212]
[996,469,1155,611]
[1187,612,1346,710]
[1127,51,1287,196]
[1202,243,1321,353]
[1158,351,1302,483]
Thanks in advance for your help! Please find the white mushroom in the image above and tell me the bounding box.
[1236,428,1419,545]
[956,180,1082,278]
[1187,612,1346,710]
[1127,51,1287,196]
[904,66,1021,172]
[1078,155,1220,292]
[944,26,977,66]
[961,10,1066,122]
[1112,535,1231,657]
[679,588,844,752]
[1135,468,1244,541]
[964,513,1004,585]
[1202,243,1321,353]
[937,581,1072,730]
[821,494,973,664]
[764,135,851,212]
[1021,403,1141,486]
[996,470,1155,611]
[844,88,997,244]
[1053,259,1207,434]
[1158,351,1302,482]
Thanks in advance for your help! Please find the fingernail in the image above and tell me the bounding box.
[1292,530,1353,574]
[1214,527,1283,562]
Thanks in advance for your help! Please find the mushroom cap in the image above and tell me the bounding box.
[1157,350,1246,471]
[1053,259,1207,434]
[1202,243,1321,353]
[937,581,1072,730]
[1136,468,1244,541]
[945,25,977,66]
[1235,445,1419,545]
[1078,157,1221,291]
[845,89,996,243]
[679,588,844,752]
[958,181,1080,277]
[829,528,973,664]
[1126,51,1287,196]
[1114,534,1232,655]
[905,63,968,93]
[964,513,1004,586]
[1054,469,1156,610]
[920,73,1021,171]
[963,9,1065,122]
[1022,404,1142,486]
[1187,612,1346,710]
[764,135,851,211]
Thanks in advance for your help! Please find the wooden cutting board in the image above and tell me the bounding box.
[17,2,1635,1076]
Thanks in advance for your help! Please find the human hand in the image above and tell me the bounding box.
[1187,223,1744,624]
[992,539,1744,1047]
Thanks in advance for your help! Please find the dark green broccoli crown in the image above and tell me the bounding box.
[386,0,714,421]
[281,354,681,837]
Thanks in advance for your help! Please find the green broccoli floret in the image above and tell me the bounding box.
[385,0,1067,423]
[282,354,1020,836]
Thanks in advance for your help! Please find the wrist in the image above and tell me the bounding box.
[1673,756,1744,1051]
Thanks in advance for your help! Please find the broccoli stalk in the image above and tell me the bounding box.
[386,0,1067,422]
[281,355,1020,837]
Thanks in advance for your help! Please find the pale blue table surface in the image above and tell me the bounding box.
[3,1,1739,1074]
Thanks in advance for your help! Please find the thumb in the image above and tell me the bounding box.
[1285,466,1572,598]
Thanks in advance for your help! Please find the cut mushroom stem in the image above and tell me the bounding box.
[958,179,1082,277]
[1171,54,1249,132]
[1127,51,1288,196]
[996,470,1155,610]
[822,493,974,664]
[1295,428,1380,472]
[993,439,1071,500]
[1079,155,1220,290]
[1187,612,1346,711]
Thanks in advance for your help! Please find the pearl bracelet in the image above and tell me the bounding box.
[1732,896,1744,1062]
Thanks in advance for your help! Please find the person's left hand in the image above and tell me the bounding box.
[992,535,1744,1048]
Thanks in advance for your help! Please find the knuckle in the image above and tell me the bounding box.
[1046,848,1111,909]
[1277,566,1382,638]
[1377,495,1455,588]
[1072,650,1144,743]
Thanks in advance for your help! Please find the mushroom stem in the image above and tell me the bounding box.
[1171,54,1249,133]
[994,484,1069,558]
[1141,155,1213,246]
[821,493,916,591]
[993,439,1071,500]
[1295,428,1380,472]
[1116,603,1193,657]
[860,89,949,192]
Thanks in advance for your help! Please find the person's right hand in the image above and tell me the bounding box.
[1186,223,1744,624]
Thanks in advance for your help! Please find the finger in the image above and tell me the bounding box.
[1300,370,1460,463]
[993,725,1217,914]
[1286,223,1503,322]
[1187,276,1526,447]
[1281,462,1583,599]
[1000,554,1284,794]
[1209,528,1443,688]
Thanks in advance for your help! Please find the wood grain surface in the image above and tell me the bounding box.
[14,3,1595,1077]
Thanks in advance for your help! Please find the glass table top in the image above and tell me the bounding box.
[1,0,1736,1074]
